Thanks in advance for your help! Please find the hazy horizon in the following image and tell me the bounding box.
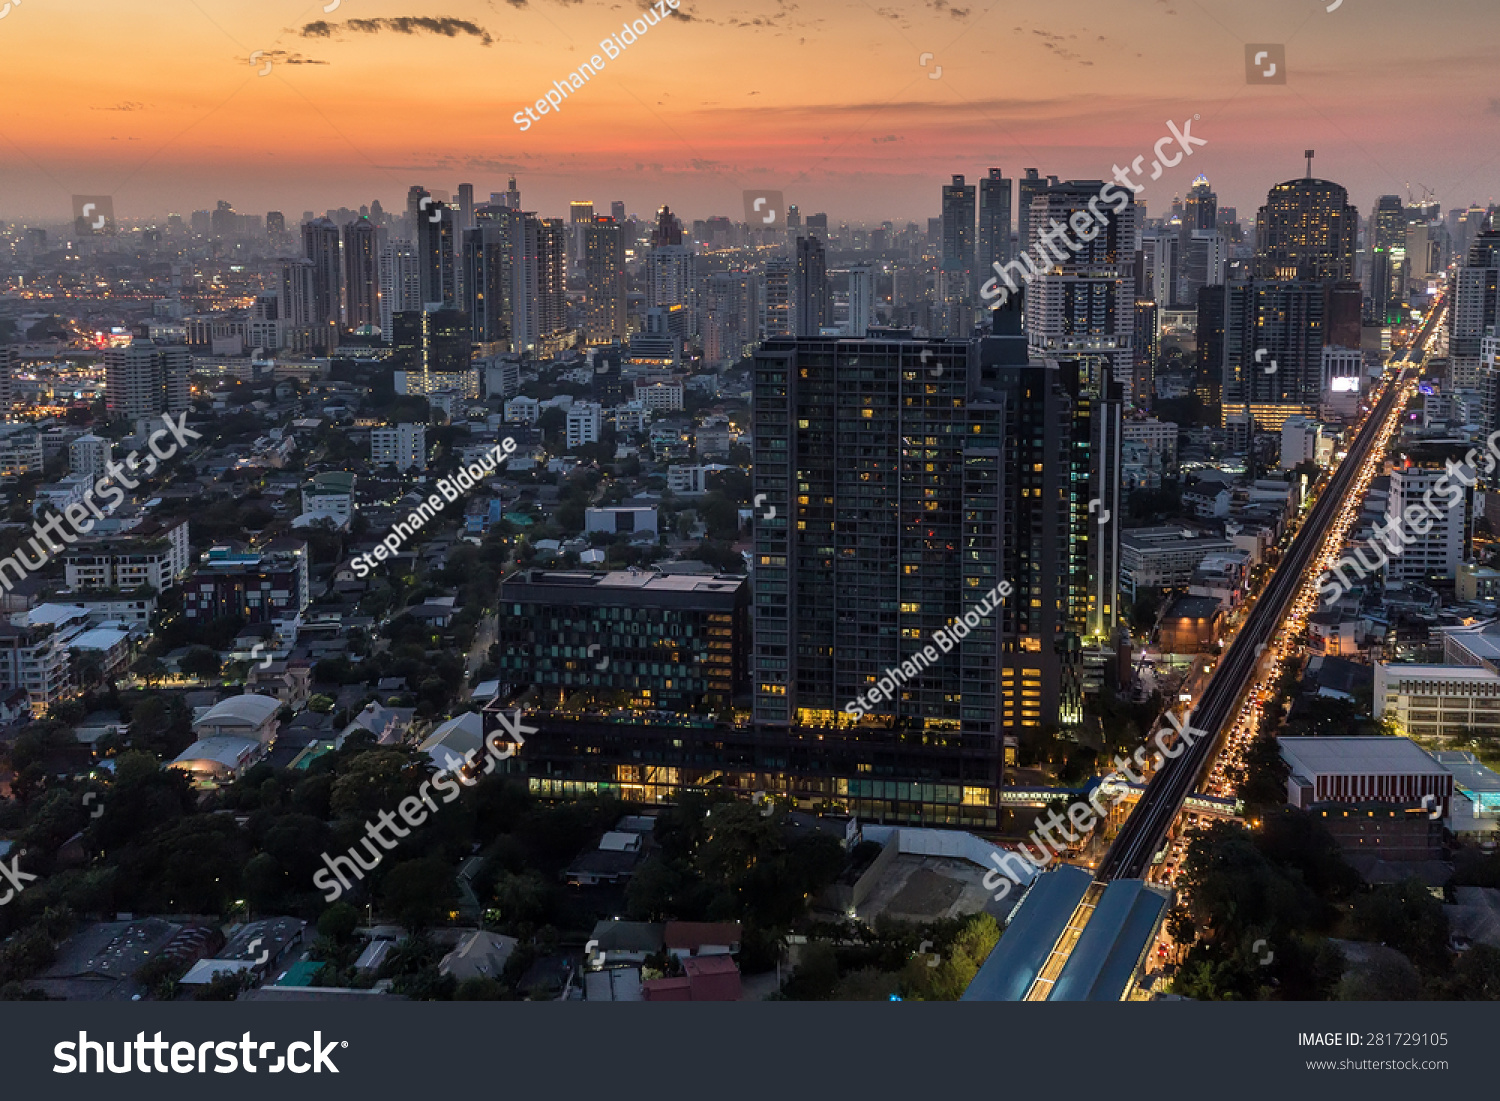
[1,0,1496,226]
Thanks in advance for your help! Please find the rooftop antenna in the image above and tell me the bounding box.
[1305,149,1315,179]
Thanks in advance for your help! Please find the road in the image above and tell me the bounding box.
[1095,302,1443,882]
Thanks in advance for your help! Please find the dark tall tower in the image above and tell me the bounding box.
[463,218,509,345]
[301,218,342,352]
[749,304,1120,823]
[416,199,457,308]
[1184,174,1218,231]
[978,168,1012,277]
[651,205,684,247]
[1367,194,1406,325]
[342,217,380,331]
[583,216,626,344]
[1218,281,1331,424]
[793,235,829,337]
[941,174,977,294]
[457,183,475,232]
[1254,174,1358,282]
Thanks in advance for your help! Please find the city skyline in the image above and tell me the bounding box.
[0,0,1496,223]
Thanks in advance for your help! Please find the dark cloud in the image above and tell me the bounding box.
[255,49,330,65]
[299,17,494,46]
[91,102,147,112]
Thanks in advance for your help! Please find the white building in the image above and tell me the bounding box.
[62,518,191,593]
[0,621,81,716]
[667,465,709,495]
[634,380,684,412]
[1321,345,1364,420]
[504,396,541,424]
[1384,464,1467,584]
[69,434,112,481]
[1280,416,1334,471]
[1376,661,1500,741]
[371,423,427,472]
[1122,418,1177,466]
[614,401,651,434]
[481,357,522,399]
[566,402,603,449]
[1119,526,1237,599]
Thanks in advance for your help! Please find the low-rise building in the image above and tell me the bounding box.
[1375,661,1500,740]
[64,518,192,593]
[1280,736,1454,811]
[584,506,659,539]
[1119,526,1236,599]
[184,541,310,625]
[370,423,427,471]
[566,401,603,448]
[498,569,749,711]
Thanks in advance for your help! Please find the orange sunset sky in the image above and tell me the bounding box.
[0,0,1496,224]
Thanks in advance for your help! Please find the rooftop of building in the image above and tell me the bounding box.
[503,569,745,595]
[1048,879,1171,1002]
[1279,736,1446,777]
[962,865,1093,1002]
[1431,751,1500,795]
[1378,662,1500,682]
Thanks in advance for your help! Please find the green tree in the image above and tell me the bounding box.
[180,647,222,680]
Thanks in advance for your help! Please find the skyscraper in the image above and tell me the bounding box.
[1254,174,1358,282]
[611,200,626,224]
[651,205,683,247]
[463,217,510,346]
[279,258,315,352]
[342,217,380,331]
[1184,175,1218,231]
[1177,229,1228,307]
[941,174,976,296]
[1016,168,1054,257]
[105,339,191,421]
[1133,298,1159,410]
[1367,194,1406,325]
[846,264,875,337]
[416,199,457,308]
[570,200,595,271]
[378,241,420,337]
[761,258,793,339]
[749,300,1121,823]
[645,231,698,336]
[1449,226,1500,389]
[1215,280,1346,427]
[391,308,471,395]
[978,168,1012,277]
[705,270,757,366]
[457,182,475,233]
[0,345,16,419]
[583,216,626,345]
[302,218,342,352]
[794,235,829,337]
[1021,180,1140,385]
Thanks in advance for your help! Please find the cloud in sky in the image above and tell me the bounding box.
[299,16,495,46]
